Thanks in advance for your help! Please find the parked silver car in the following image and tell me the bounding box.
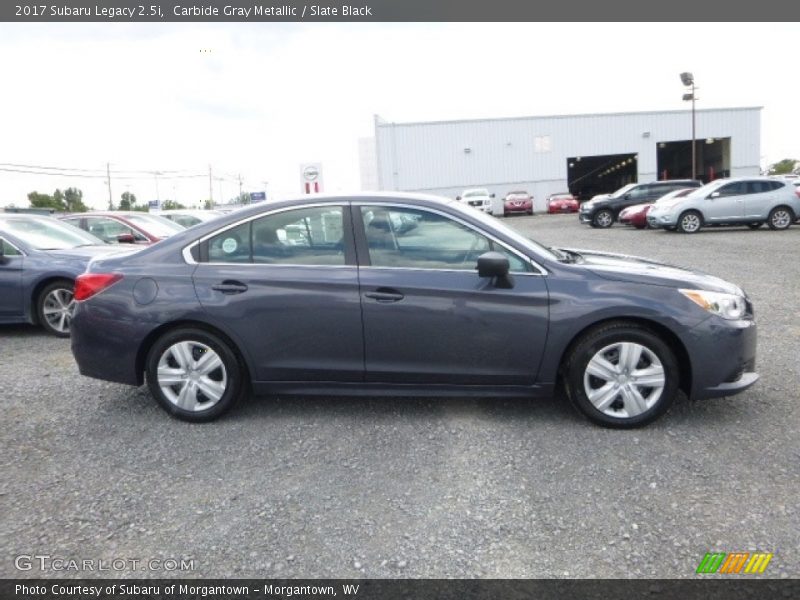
[647,177,800,233]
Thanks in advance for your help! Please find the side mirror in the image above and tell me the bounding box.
[490,193,496,198]
[709,191,720,199]
[117,233,136,244]
[456,196,461,201]
[477,251,514,288]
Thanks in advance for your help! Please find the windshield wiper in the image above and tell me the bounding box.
[549,246,582,263]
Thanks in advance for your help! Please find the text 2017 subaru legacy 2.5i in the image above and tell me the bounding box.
[70,193,758,428]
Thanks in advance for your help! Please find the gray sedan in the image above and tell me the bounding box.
[70,193,758,428]
[0,214,135,336]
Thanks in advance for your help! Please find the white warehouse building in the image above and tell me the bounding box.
[364,107,761,212]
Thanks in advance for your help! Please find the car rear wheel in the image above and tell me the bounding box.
[37,279,75,338]
[146,328,243,422]
[767,206,794,230]
[563,322,679,428]
[747,222,763,230]
[677,210,703,234]
[592,209,614,228]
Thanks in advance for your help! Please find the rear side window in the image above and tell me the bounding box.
[206,206,346,266]
[716,182,748,197]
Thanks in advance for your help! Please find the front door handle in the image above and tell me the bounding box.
[212,280,249,294]
[364,288,405,303]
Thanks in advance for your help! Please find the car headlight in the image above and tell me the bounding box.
[679,289,747,320]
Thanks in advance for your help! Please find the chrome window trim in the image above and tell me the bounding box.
[353,201,547,275]
[182,200,548,275]
[0,236,26,257]
[182,202,346,267]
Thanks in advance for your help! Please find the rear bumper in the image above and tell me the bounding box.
[71,307,147,386]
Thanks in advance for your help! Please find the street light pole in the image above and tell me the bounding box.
[680,72,697,180]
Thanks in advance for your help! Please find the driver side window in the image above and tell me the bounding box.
[360,206,529,272]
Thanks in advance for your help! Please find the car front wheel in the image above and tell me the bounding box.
[592,209,614,228]
[37,279,76,337]
[146,327,243,422]
[767,206,794,230]
[563,322,679,428]
[677,210,703,233]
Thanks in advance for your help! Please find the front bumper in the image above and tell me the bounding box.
[647,212,678,228]
[685,315,758,400]
[504,203,532,214]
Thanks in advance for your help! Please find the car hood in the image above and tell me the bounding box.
[560,248,744,295]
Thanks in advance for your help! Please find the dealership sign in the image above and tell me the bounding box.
[300,162,323,194]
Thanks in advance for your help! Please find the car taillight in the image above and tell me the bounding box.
[795,189,800,199]
[74,273,123,301]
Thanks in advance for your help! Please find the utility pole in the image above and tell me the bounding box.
[238,173,244,201]
[106,162,113,209]
[208,164,213,207]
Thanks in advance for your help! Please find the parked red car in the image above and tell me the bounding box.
[619,188,695,229]
[546,193,579,214]
[59,212,185,245]
[503,191,534,216]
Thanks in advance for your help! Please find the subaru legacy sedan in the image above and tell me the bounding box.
[70,193,758,428]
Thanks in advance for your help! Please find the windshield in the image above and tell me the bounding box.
[0,216,104,250]
[448,200,558,262]
[655,188,694,203]
[125,213,186,237]
[609,183,638,199]
[463,189,489,198]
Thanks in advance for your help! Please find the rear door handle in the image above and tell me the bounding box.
[364,288,405,303]
[212,280,249,294]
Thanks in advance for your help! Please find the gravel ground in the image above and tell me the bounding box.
[1,214,798,579]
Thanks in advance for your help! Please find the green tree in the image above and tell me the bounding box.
[63,187,88,213]
[768,159,799,175]
[237,192,251,205]
[28,191,63,211]
[203,198,214,210]
[161,199,187,210]
[119,191,137,211]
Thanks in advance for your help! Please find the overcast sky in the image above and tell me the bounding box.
[0,22,797,209]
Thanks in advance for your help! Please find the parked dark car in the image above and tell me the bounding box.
[71,193,758,428]
[59,211,185,245]
[580,180,702,228]
[0,214,134,336]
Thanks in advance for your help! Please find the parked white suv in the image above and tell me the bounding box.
[648,177,800,233]
[457,188,495,215]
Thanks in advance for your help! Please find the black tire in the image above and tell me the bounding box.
[146,327,243,422]
[592,209,614,228]
[563,322,679,428]
[37,279,75,338]
[767,206,794,230]
[747,222,763,230]
[677,210,703,234]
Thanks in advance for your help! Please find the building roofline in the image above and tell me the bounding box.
[375,106,763,128]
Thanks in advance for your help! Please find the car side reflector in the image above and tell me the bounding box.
[74,273,123,302]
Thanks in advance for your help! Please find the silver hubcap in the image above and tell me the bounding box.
[42,288,75,333]
[597,212,612,227]
[157,341,227,412]
[772,210,790,228]
[583,342,665,419]
[681,214,700,232]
